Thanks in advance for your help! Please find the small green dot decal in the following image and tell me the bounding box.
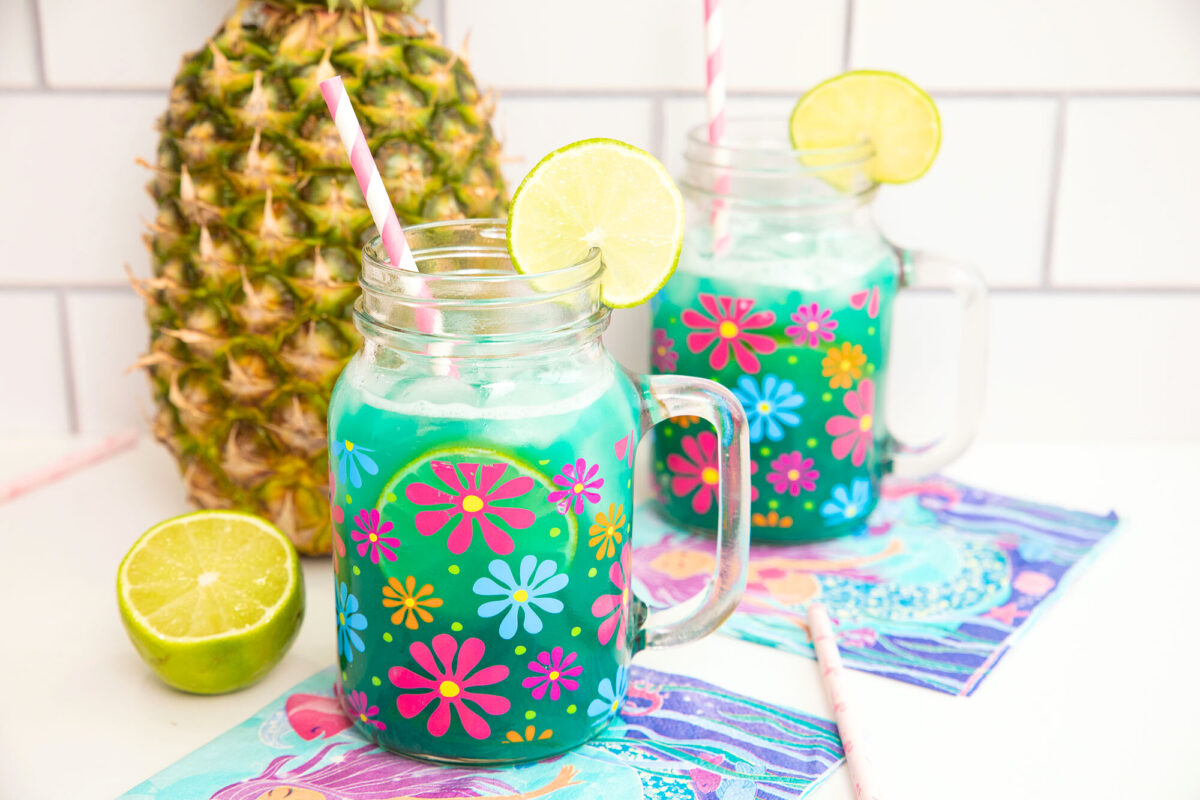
[448,564,460,575]
[341,670,347,681]
[371,676,381,686]
[571,626,582,637]
[386,492,396,503]
[866,363,876,375]
[382,632,393,642]
[807,437,818,448]
[588,567,597,578]
[525,710,536,720]
[804,501,814,511]
[867,326,876,336]
[768,499,779,510]
[787,355,798,365]
[451,622,463,632]
[669,317,677,324]
[567,704,577,714]
[822,392,833,402]
[549,527,561,538]
[515,645,527,655]
[352,565,361,576]
[663,428,673,437]
[759,446,770,457]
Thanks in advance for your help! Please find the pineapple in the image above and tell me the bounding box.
[133,0,507,555]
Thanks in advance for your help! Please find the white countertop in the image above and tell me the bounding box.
[1,437,1196,799]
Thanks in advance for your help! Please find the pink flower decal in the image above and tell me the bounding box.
[850,286,880,318]
[347,689,386,731]
[405,461,535,556]
[786,302,838,348]
[592,542,631,645]
[614,429,636,467]
[651,328,678,372]
[522,647,583,700]
[666,431,720,514]
[766,451,819,496]
[682,293,777,373]
[825,379,876,467]
[351,509,399,564]
[389,633,510,740]
[548,458,603,515]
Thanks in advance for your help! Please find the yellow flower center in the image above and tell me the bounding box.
[359,713,368,722]
[840,360,851,371]
[656,346,665,355]
[757,402,771,413]
[787,469,800,481]
[859,414,873,432]
[574,483,584,493]
[718,320,739,338]
[462,494,484,513]
[369,533,378,542]
[439,680,460,698]
[612,699,620,712]
[700,467,719,485]
[549,670,560,680]
[513,589,529,603]
[339,612,345,625]
[606,525,615,536]
[345,441,354,451]
[845,505,857,516]
[403,597,416,608]
[807,321,818,332]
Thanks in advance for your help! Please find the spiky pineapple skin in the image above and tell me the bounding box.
[138,1,507,555]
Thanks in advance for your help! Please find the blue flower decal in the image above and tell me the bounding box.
[587,667,629,719]
[820,478,872,522]
[732,374,804,443]
[332,440,378,489]
[336,582,368,663]
[473,555,569,639]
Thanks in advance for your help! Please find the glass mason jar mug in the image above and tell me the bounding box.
[652,120,987,542]
[327,220,750,763]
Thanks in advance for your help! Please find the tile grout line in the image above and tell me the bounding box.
[55,289,81,434]
[841,0,856,71]
[1040,95,1068,288]
[28,0,48,87]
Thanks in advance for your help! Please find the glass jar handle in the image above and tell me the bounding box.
[887,249,989,476]
[634,374,751,649]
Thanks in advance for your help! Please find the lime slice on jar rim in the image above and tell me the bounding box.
[507,138,685,309]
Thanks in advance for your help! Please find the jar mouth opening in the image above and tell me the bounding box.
[361,218,603,303]
[684,118,876,174]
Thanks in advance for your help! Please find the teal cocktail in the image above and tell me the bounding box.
[328,220,750,763]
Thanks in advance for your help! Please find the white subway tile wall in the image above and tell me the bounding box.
[0,0,1196,442]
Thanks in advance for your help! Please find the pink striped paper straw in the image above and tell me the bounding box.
[704,0,732,256]
[0,429,139,506]
[808,602,882,800]
[320,76,418,273]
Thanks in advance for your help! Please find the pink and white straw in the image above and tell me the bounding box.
[808,602,883,800]
[0,429,139,506]
[319,75,417,273]
[704,0,732,255]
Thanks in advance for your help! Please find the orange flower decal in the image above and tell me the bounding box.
[505,725,553,742]
[821,342,867,389]
[751,510,793,528]
[381,575,443,629]
[671,415,702,428]
[589,503,625,560]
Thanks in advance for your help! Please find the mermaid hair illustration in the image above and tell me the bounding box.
[209,742,580,800]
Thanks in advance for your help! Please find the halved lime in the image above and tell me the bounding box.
[116,511,304,694]
[790,70,941,184]
[507,138,684,308]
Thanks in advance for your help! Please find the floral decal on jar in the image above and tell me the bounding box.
[382,576,442,629]
[346,689,386,731]
[389,633,510,740]
[336,582,368,664]
[821,343,867,390]
[826,379,876,467]
[473,555,569,639]
[766,452,819,496]
[522,647,583,700]
[821,478,873,522]
[850,286,881,318]
[651,328,678,372]
[587,667,629,721]
[682,293,777,373]
[505,725,553,743]
[332,440,378,489]
[589,503,625,560]
[732,374,805,443]
[592,543,632,645]
[666,431,720,514]
[406,461,535,556]
[786,302,838,348]
[548,458,604,516]
[351,508,399,564]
